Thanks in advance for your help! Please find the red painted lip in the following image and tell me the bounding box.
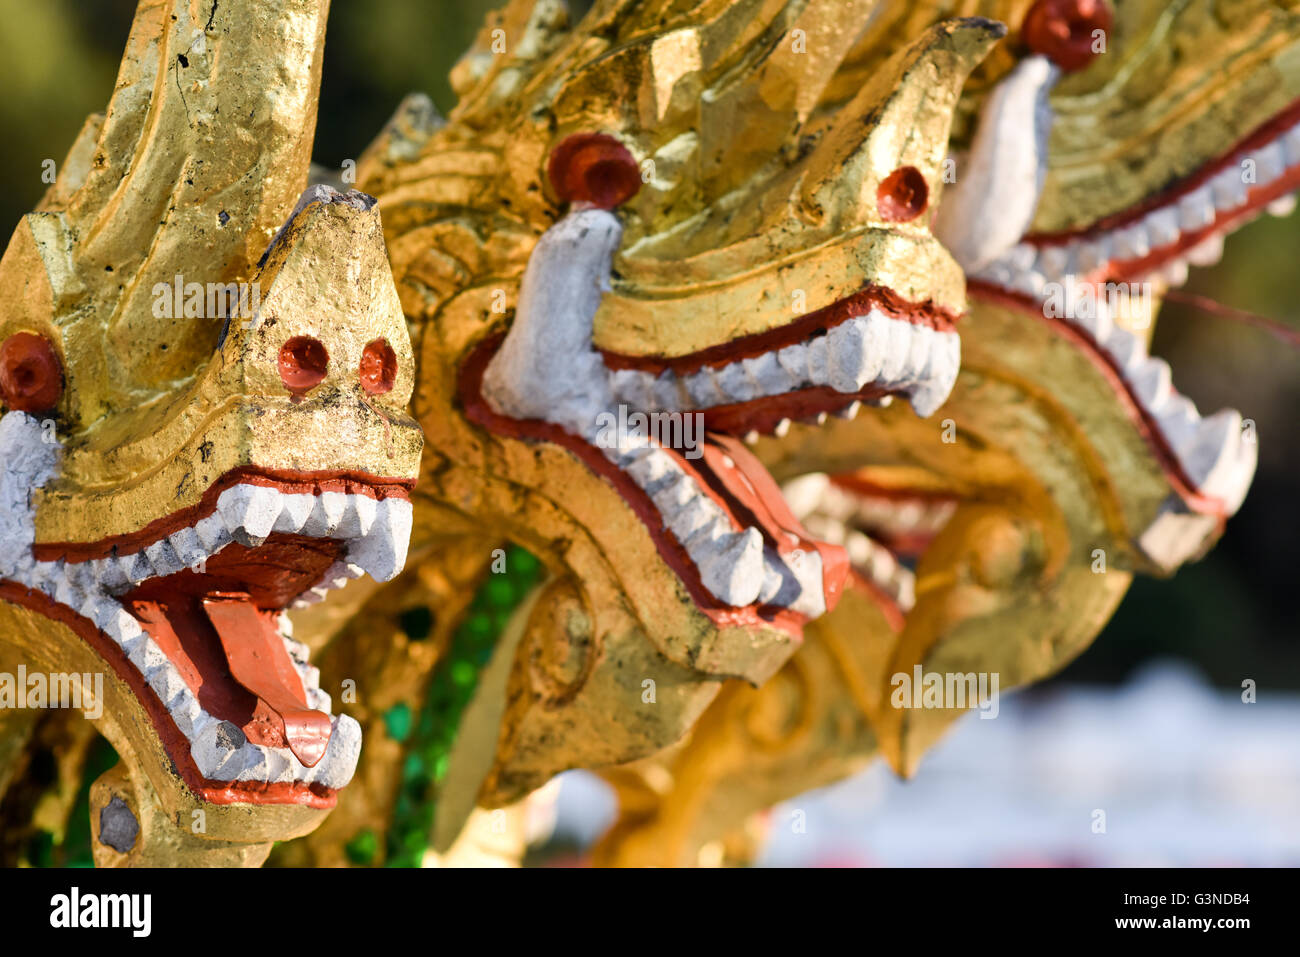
[597,285,960,377]
[460,335,850,639]
[969,279,1229,520]
[15,466,415,806]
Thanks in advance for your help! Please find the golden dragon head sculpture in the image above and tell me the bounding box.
[344,0,1005,821]
[0,0,422,865]
[592,0,1300,865]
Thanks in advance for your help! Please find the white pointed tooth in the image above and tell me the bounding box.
[1185,233,1224,267]
[347,497,412,582]
[106,607,143,648]
[844,530,874,568]
[652,372,683,411]
[54,576,84,610]
[899,323,936,385]
[1144,208,1180,248]
[1177,187,1216,232]
[1283,124,1300,166]
[806,336,831,386]
[308,715,361,789]
[1155,394,1200,453]
[779,473,829,521]
[1267,193,1297,218]
[683,514,728,551]
[168,527,206,569]
[774,417,792,437]
[743,430,760,445]
[1075,237,1112,275]
[626,449,673,489]
[194,513,232,554]
[610,368,656,410]
[123,551,153,584]
[827,318,871,393]
[284,638,310,665]
[1035,244,1074,280]
[1178,409,1243,495]
[292,590,327,607]
[165,687,204,740]
[907,331,959,418]
[666,496,716,543]
[1211,428,1257,514]
[876,316,913,382]
[144,539,184,577]
[1003,243,1037,273]
[127,637,168,676]
[191,720,252,780]
[1112,223,1151,261]
[81,594,115,630]
[250,749,295,785]
[1070,290,1113,343]
[743,351,793,398]
[1254,142,1285,184]
[1104,326,1143,370]
[757,563,785,604]
[334,494,378,540]
[1211,165,1248,210]
[696,527,764,607]
[715,362,755,403]
[1129,357,1173,410]
[146,664,189,712]
[776,343,810,387]
[218,484,281,545]
[272,493,316,534]
[650,472,692,511]
[1156,258,1189,287]
[975,261,1016,288]
[682,367,728,408]
[302,490,348,537]
[815,411,828,425]
[837,400,862,420]
[307,688,333,715]
[1009,269,1046,298]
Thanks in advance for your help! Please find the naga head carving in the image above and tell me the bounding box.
[0,0,421,865]
[356,0,1003,804]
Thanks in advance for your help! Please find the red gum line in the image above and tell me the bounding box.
[829,474,960,505]
[1027,97,1300,245]
[0,580,337,808]
[597,285,961,377]
[34,467,415,564]
[968,279,1229,521]
[459,336,837,640]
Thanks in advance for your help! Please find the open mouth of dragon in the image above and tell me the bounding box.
[465,207,962,634]
[1,421,413,805]
[963,99,1300,518]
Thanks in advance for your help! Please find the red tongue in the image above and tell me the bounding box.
[691,434,849,614]
[202,597,332,768]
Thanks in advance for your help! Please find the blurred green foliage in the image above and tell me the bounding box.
[0,0,1294,689]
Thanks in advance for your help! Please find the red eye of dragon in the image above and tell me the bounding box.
[1023,0,1113,73]
[359,338,397,395]
[278,336,329,395]
[877,166,930,223]
[0,332,64,412]
[547,133,642,209]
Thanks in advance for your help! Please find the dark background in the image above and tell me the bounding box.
[1,0,1295,690]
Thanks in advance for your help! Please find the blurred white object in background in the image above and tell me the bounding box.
[546,661,1300,866]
